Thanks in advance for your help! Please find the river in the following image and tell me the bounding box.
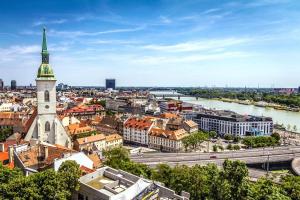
[150,91,300,132]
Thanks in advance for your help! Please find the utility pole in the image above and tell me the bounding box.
[267,151,270,176]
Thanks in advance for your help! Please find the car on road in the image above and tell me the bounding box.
[210,155,217,159]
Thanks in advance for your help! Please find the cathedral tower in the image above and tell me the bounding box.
[25,28,71,147]
[36,28,56,117]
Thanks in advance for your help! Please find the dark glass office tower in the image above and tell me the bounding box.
[106,79,116,90]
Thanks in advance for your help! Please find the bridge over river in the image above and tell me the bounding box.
[149,90,195,100]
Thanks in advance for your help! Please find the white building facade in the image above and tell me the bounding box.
[194,112,273,137]
[123,117,154,146]
[149,128,188,152]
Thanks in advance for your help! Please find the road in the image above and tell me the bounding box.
[131,146,300,167]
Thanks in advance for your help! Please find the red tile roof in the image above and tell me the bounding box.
[18,144,76,169]
[124,117,153,130]
[87,153,102,169]
[0,152,8,161]
[105,134,122,142]
[67,123,94,135]
[159,113,178,119]
[76,134,106,145]
[150,128,188,141]
[80,165,95,175]
[0,152,14,169]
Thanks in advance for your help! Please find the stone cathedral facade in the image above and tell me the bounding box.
[25,28,71,147]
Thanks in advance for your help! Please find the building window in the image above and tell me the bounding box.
[44,90,50,102]
[78,193,84,200]
[45,121,50,132]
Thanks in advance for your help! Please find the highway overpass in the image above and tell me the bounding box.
[131,146,300,169]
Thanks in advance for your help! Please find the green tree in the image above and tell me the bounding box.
[233,145,240,150]
[221,160,249,200]
[32,169,68,200]
[227,144,233,150]
[233,136,242,143]
[58,160,81,195]
[182,132,208,150]
[1,174,42,200]
[218,145,224,151]
[242,136,278,148]
[103,146,130,168]
[271,132,281,143]
[249,178,290,200]
[0,127,13,142]
[281,175,300,200]
[151,164,173,188]
[0,161,81,200]
[0,163,23,184]
[213,145,218,152]
[169,165,191,195]
[209,131,217,138]
[104,147,152,178]
[224,134,233,141]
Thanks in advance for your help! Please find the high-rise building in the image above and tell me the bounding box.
[0,79,3,90]
[11,80,16,90]
[25,28,71,148]
[105,79,116,90]
[57,83,68,91]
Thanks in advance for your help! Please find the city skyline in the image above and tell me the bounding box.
[1,0,300,87]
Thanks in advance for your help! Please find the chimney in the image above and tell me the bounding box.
[8,146,14,163]
[44,146,48,160]
[0,143,4,152]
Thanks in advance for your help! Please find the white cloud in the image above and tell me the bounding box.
[0,43,70,63]
[22,26,145,38]
[0,45,40,63]
[142,38,251,53]
[202,8,221,14]
[245,0,290,7]
[0,45,40,55]
[159,16,172,24]
[32,19,68,26]
[132,51,251,65]
[86,39,140,45]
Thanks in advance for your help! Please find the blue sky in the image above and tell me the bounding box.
[0,0,300,87]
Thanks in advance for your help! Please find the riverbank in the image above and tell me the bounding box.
[179,97,300,133]
[213,98,300,112]
[151,91,300,132]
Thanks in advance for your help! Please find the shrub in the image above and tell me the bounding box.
[233,145,240,150]
[213,145,218,152]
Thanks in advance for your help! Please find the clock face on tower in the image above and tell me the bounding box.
[45,105,49,109]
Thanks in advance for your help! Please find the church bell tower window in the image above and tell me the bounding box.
[45,121,50,132]
[45,90,50,102]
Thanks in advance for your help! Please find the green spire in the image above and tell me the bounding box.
[41,27,49,64]
[37,27,56,80]
[42,27,47,52]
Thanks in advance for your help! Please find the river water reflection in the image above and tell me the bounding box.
[150,91,300,132]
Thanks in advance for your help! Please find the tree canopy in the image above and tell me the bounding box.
[242,134,280,148]
[0,160,81,200]
[103,147,299,200]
